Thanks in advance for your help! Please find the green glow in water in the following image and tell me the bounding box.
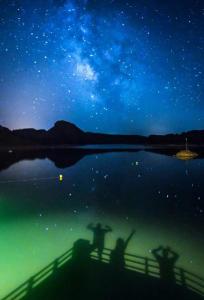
[0,210,203,298]
[0,153,204,298]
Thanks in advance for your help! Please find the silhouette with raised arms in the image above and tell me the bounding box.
[87,222,112,260]
[110,229,136,270]
[152,246,179,283]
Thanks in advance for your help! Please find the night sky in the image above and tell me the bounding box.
[0,0,203,135]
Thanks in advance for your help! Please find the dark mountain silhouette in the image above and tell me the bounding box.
[0,120,146,146]
[148,131,204,145]
[0,125,24,145]
[12,121,86,145]
[1,120,204,146]
[47,120,85,144]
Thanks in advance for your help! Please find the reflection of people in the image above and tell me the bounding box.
[152,246,179,283]
[110,229,136,270]
[87,223,112,260]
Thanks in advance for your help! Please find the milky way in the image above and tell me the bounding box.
[0,0,203,134]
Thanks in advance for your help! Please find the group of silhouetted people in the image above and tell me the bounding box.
[87,223,136,269]
[87,223,179,281]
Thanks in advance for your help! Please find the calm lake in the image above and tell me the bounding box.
[0,148,203,298]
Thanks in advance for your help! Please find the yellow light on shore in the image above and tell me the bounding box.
[59,174,63,182]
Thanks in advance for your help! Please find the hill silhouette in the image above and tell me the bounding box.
[1,120,204,146]
[0,120,146,146]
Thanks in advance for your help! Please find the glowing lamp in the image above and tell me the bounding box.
[59,174,63,181]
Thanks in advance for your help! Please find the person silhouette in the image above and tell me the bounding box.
[110,229,136,270]
[87,223,112,260]
[152,246,179,283]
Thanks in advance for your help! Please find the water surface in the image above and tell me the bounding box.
[0,149,203,298]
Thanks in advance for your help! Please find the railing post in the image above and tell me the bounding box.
[180,268,187,288]
[27,276,34,294]
[145,257,149,275]
[53,258,59,273]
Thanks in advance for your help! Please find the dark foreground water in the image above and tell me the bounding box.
[0,148,203,297]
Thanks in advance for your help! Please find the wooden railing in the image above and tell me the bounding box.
[1,247,204,300]
[91,248,204,297]
[1,248,73,300]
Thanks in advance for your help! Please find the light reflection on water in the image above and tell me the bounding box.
[0,151,203,298]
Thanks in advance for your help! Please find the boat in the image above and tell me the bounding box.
[176,138,198,160]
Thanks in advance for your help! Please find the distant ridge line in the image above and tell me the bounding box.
[1,120,204,146]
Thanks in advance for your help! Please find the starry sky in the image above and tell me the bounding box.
[0,0,203,135]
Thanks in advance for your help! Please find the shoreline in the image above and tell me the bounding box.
[0,144,204,154]
[1,143,204,151]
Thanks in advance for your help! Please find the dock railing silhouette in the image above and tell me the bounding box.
[1,248,73,300]
[91,248,204,297]
[1,247,204,300]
